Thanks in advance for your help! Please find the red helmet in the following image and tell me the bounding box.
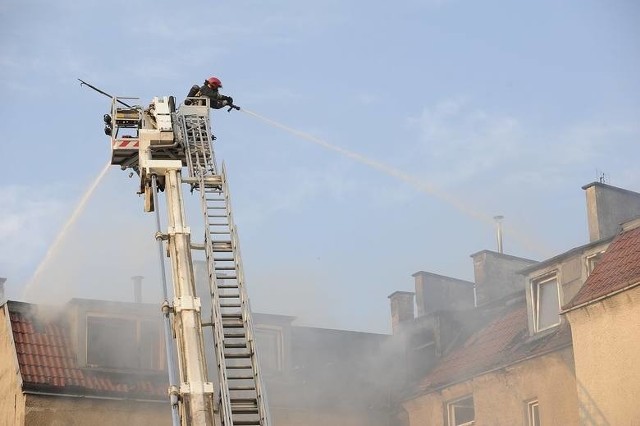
[206,77,222,88]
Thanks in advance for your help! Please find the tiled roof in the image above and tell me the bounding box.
[8,302,168,399]
[564,224,640,310]
[418,302,571,393]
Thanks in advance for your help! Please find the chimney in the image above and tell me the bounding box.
[388,291,414,334]
[471,251,538,306]
[131,276,143,303]
[583,182,640,242]
[413,271,474,316]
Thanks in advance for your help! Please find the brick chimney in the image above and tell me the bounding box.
[388,291,414,334]
[583,182,640,242]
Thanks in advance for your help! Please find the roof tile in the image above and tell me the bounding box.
[419,302,571,392]
[565,225,640,309]
[7,304,167,399]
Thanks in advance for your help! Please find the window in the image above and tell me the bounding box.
[86,315,164,370]
[586,252,603,275]
[447,395,475,426]
[255,327,284,372]
[532,274,560,332]
[526,400,540,426]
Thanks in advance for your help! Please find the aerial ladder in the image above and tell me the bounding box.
[105,95,270,426]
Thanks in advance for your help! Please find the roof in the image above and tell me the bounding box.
[563,222,640,310]
[7,301,167,400]
[417,301,571,394]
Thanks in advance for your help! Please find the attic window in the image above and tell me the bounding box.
[446,395,475,426]
[532,274,560,332]
[586,252,603,275]
[86,315,164,370]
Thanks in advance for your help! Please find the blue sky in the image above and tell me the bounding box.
[1,0,639,332]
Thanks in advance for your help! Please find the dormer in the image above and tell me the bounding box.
[521,239,611,336]
[66,299,165,371]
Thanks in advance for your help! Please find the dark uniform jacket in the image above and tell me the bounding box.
[186,82,232,109]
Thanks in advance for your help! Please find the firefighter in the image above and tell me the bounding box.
[186,77,234,109]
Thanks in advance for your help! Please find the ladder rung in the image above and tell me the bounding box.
[229,385,256,391]
[221,303,241,308]
[210,231,230,235]
[224,331,246,338]
[230,398,257,404]
[217,275,237,280]
[212,243,232,252]
[218,284,239,289]
[226,365,252,369]
[222,313,243,318]
[223,323,244,328]
[224,342,247,349]
[215,266,236,270]
[231,421,261,426]
[219,294,240,298]
[232,407,259,414]
[225,352,252,359]
[229,375,255,380]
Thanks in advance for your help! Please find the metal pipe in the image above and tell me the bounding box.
[152,175,181,426]
[494,215,505,254]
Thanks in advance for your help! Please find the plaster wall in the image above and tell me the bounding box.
[24,395,171,426]
[403,349,579,425]
[565,285,640,426]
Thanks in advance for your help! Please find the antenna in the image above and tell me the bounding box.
[596,169,608,184]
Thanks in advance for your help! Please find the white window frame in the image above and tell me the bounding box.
[531,273,561,333]
[446,395,475,426]
[526,399,540,426]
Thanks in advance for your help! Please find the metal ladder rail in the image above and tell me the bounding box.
[200,172,263,426]
[178,112,218,179]
[181,107,268,425]
[198,178,234,426]
[180,109,234,424]
[220,164,270,426]
[198,171,264,425]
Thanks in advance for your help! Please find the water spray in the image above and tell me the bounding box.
[239,108,550,257]
[23,162,111,300]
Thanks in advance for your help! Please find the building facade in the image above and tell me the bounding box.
[396,182,640,426]
[0,296,392,425]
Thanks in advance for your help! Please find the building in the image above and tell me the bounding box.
[0,292,392,425]
[394,182,640,425]
[3,181,639,425]
[562,217,640,425]
[0,298,171,426]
